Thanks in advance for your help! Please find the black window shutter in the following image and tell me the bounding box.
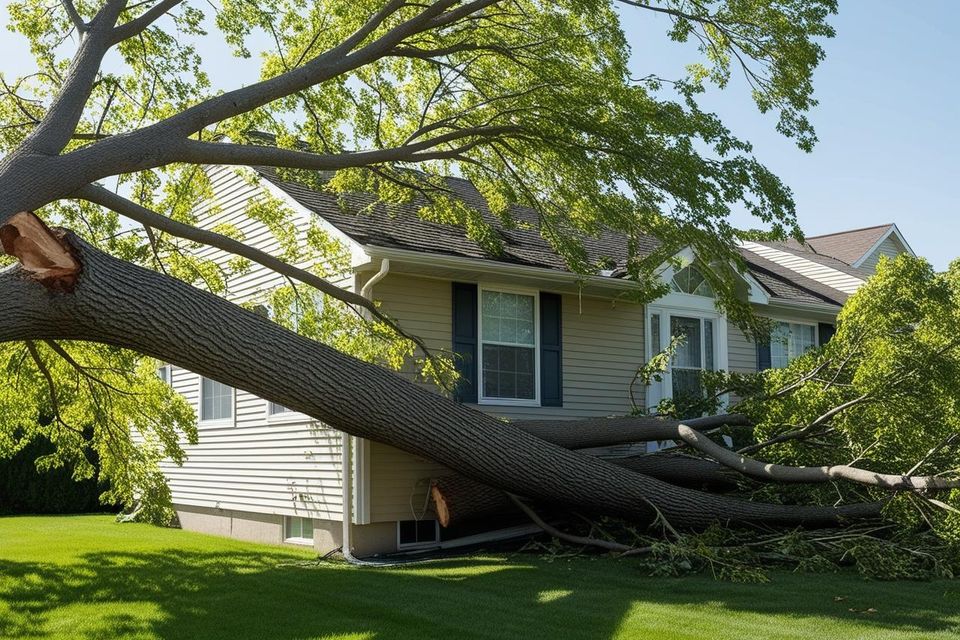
[757,341,772,372]
[451,283,478,403]
[540,292,563,407]
[818,322,836,345]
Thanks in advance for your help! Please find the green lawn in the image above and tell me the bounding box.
[1,516,958,640]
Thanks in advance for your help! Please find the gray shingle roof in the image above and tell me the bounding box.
[804,224,894,266]
[257,167,661,273]
[259,167,854,307]
[739,249,846,307]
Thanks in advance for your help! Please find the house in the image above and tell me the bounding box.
[160,162,915,555]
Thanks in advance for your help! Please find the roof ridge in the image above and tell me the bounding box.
[806,223,893,240]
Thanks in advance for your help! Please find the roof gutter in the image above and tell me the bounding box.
[766,298,843,315]
[361,245,642,292]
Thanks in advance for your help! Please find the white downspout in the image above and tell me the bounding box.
[342,259,390,564]
[360,258,390,301]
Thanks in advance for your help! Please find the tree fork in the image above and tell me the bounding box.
[0,220,881,528]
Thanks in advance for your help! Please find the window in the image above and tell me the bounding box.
[268,402,291,416]
[398,519,439,548]
[671,266,714,297]
[770,322,817,368]
[479,289,538,402]
[157,364,172,386]
[670,316,716,403]
[284,516,314,544]
[200,377,234,423]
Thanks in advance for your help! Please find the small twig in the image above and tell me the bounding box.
[507,494,651,556]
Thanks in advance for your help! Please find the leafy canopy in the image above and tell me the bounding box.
[0,0,837,518]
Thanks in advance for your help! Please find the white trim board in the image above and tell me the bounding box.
[851,224,916,268]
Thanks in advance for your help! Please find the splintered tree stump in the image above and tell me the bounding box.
[0,212,81,291]
[431,475,515,527]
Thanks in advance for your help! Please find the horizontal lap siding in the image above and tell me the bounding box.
[367,273,645,522]
[195,165,351,303]
[165,366,345,519]
[728,324,757,374]
[165,167,348,520]
[859,236,904,273]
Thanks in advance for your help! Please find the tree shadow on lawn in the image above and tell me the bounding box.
[1,549,958,640]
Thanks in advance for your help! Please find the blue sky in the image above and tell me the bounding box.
[2,1,956,268]
[622,1,959,269]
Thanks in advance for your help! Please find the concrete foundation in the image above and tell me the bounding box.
[174,504,400,555]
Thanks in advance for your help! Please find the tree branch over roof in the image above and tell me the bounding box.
[75,183,438,364]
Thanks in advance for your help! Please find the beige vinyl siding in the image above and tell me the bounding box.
[858,235,906,273]
[372,273,645,419]
[367,442,451,522]
[165,167,352,521]
[367,272,645,522]
[727,323,758,374]
[164,366,345,519]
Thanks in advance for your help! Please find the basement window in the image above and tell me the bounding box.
[397,519,439,549]
[284,516,314,545]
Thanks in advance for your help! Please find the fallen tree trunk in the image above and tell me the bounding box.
[431,454,739,527]
[0,218,881,528]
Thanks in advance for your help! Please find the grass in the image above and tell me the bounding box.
[1,516,959,640]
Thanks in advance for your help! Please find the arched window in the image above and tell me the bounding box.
[671,266,714,297]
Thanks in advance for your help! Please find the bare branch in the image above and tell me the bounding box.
[677,424,960,491]
[111,0,184,44]
[508,493,652,556]
[60,0,88,35]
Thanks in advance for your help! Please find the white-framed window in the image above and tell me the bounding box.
[157,364,172,386]
[669,315,716,402]
[671,266,715,297]
[646,306,728,411]
[265,400,308,423]
[478,287,539,405]
[397,519,440,549]
[770,321,817,369]
[268,402,291,416]
[200,377,234,424]
[284,516,314,545]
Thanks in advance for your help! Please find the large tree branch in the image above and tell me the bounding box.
[676,424,960,491]
[167,126,521,169]
[21,1,127,156]
[60,0,88,36]
[75,184,435,361]
[152,0,458,138]
[513,413,751,449]
[110,0,184,44]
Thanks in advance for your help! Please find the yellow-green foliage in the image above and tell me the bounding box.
[744,255,960,543]
[0,342,197,524]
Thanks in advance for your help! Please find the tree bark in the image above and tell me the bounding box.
[0,226,882,528]
[431,454,738,527]
[512,414,750,449]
